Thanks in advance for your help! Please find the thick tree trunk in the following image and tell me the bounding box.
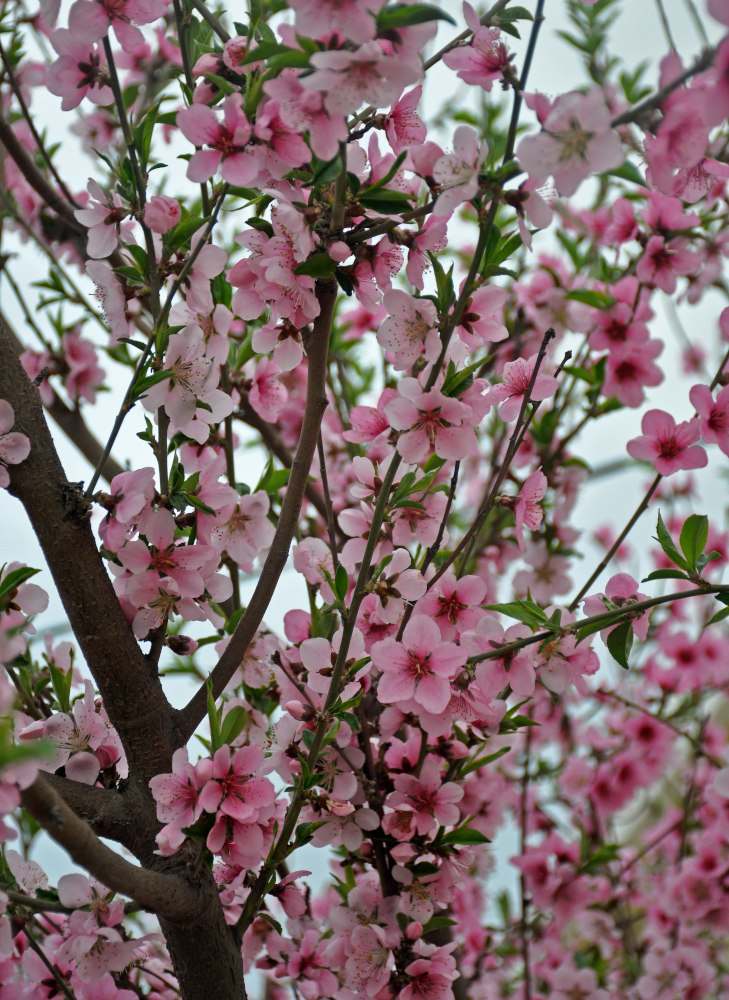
[159,871,247,1000]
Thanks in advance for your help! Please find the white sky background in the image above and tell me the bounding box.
[1,0,728,886]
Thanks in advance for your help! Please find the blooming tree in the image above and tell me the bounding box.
[3,0,729,998]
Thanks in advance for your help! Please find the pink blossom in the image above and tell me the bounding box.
[144,195,181,234]
[302,42,422,117]
[443,3,512,90]
[626,409,708,475]
[433,125,488,216]
[46,32,113,110]
[486,353,559,422]
[513,467,547,550]
[263,72,347,160]
[74,179,129,259]
[177,94,256,186]
[636,234,700,294]
[371,615,466,714]
[209,492,275,567]
[583,573,651,642]
[385,758,463,837]
[690,383,729,456]
[517,89,623,196]
[385,86,427,153]
[246,357,288,423]
[385,380,477,464]
[290,0,384,44]
[61,330,105,404]
[0,400,30,489]
[602,338,664,408]
[376,289,439,369]
[414,572,486,640]
[66,0,168,52]
[150,747,212,851]
[86,261,130,344]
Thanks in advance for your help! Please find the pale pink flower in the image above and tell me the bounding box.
[626,409,708,476]
[455,282,508,349]
[377,289,439,369]
[86,261,129,344]
[263,71,347,160]
[371,615,466,714]
[385,86,427,153]
[61,330,105,404]
[486,353,559,422]
[385,758,463,837]
[74,179,129,259]
[517,89,623,196]
[0,400,30,489]
[513,467,547,551]
[582,573,651,642]
[602,338,664,408]
[150,747,212,850]
[386,380,477,464]
[246,357,288,422]
[414,572,486,640]
[144,195,181,234]
[443,3,512,90]
[177,94,256,185]
[210,492,275,566]
[433,125,488,216]
[66,0,168,52]
[303,42,422,117]
[46,32,113,110]
[199,744,276,823]
[290,0,383,43]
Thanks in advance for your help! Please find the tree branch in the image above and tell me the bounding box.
[177,279,338,740]
[21,775,202,921]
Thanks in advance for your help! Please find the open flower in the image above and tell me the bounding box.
[626,409,707,475]
[0,400,30,489]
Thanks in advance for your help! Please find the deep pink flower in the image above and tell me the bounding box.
[626,409,708,475]
[414,572,486,640]
[46,32,113,110]
[144,195,181,234]
[385,86,427,153]
[602,338,664,408]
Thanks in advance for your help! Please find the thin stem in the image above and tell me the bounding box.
[469,584,729,666]
[23,925,78,1000]
[187,0,230,42]
[317,433,341,574]
[503,0,546,165]
[654,0,678,52]
[519,722,533,1000]
[683,0,710,46]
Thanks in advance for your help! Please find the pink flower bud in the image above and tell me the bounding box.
[144,195,181,234]
[406,921,423,940]
[284,700,305,720]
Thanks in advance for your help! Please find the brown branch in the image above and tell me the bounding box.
[610,45,717,128]
[177,279,338,740]
[0,316,175,784]
[21,775,202,921]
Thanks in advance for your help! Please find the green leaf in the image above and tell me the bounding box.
[185,494,216,516]
[163,214,211,258]
[220,705,248,745]
[655,511,689,572]
[358,189,413,214]
[129,369,173,402]
[439,824,490,846]
[0,566,40,605]
[564,288,614,309]
[485,599,549,630]
[641,569,690,583]
[459,744,510,777]
[421,915,457,933]
[334,564,349,601]
[235,41,293,65]
[705,605,729,628]
[606,620,633,670]
[294,253,338,278]
[377,3,456,31]
[206,679,221,752]
[679,513,708,572]
[49,664,72,714]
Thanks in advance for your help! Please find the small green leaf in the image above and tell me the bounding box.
[439,824,490,846]
[655,511,689,572]
[605,620,633,670]
[294,253,338,278]
[185,494,216,516]
[377,3,456,31]
[459,745,510,777]
[641,569,690,583]
[129,369,173,402]
[705,605,729,628]
[220,705,248,745]
[564,288,614,309]
[0,566,41,604]
[334,564,349,601]
[358,189,413,214]
[206,679,221,752]
[679,513,708,572]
